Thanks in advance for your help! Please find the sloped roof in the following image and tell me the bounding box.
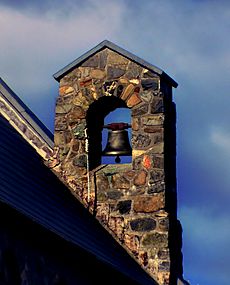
[0,80,156,285]
[53,40,178,88]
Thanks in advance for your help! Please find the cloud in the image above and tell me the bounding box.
[210,127,230,156]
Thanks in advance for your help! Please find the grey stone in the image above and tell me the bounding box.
[142,232,168,247]
[141,78,158,91]
[132,134,151,149]
[130,218,156,232]
[107,66,126,79]
[116,200,131,214]
[73,154,87,167]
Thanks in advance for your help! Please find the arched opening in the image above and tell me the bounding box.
[86,96,132,170]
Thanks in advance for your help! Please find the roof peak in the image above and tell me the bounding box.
[53,40,178,88]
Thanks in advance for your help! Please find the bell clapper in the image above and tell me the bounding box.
[115,155,121,163]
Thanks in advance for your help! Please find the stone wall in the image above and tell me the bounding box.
[49,48,182,285]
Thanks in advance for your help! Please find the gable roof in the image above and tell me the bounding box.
[0,78,54,160]
[53,40,178,88]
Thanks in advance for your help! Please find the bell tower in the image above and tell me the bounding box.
[49,40,183,285]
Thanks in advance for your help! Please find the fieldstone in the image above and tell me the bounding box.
[132,134,151,149]
[151,155,164,169]
[73,122,87,139]
[132,104,148,116]
[124,234,140,253]
[134,170,147,186]
[132,117,139,131]
[139,90,153,103]
[158,261,170,272]
[96,174,110,192]
[158,249,170,260]
[150,97,164,113]
[81,87,94,104]
[56,104,72,114]
[81,55,99,67]
[108,217,124,239]
[147,182,165,194]
[143,70,158,78]
[142,115,164,126]
[116,200,132,214]
[79,78,93,87]
[126,61,142,78]
[73,154,87,167]
[68,106,86,123]
[142,232,168,247]
[90,69,106,79]
[159,217,169,231]
[127,93,142,108]
[133,193,164,212]
[142,155,151,169]
[150,169,164,183]
[120,84,135,101]
[73,92,90,109]
[107,51,129,65]
[72,141,79,152]
[54,131,71,146]
[130,218,156,232]
[107,66,126,79]
[141,78,158,91]
[107,190,122,200]
[111,173,130,189]
[98,50,108,68]
[55,116,68,131]
[59,86,74,96]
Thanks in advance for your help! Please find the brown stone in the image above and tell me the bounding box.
[56,104,72,114]
[127,93,142,108]
[90,69,106,79]
[133,193,164,212]
[120,84,135,101]
[68,106,86,123]
[79,78,93,87]
[55,116,68,131]
[107,51,129,65]
[59,86,74,96]
[134,170,147,186]
[111,173,130,189]
[142,232,168,247]
[96,174,110,193]
[132,117,139,131]
[132,104,148,117]
[108,217,124,239]
[142,115,164,126]
[124,234,140,253]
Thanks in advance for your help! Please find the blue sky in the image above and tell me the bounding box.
[1,0,230,284]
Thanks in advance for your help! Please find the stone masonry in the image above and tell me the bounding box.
[49,46,182,285]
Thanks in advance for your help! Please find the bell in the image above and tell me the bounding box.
[102,123,132,163]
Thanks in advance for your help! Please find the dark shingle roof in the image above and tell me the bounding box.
[53,40,178,88]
